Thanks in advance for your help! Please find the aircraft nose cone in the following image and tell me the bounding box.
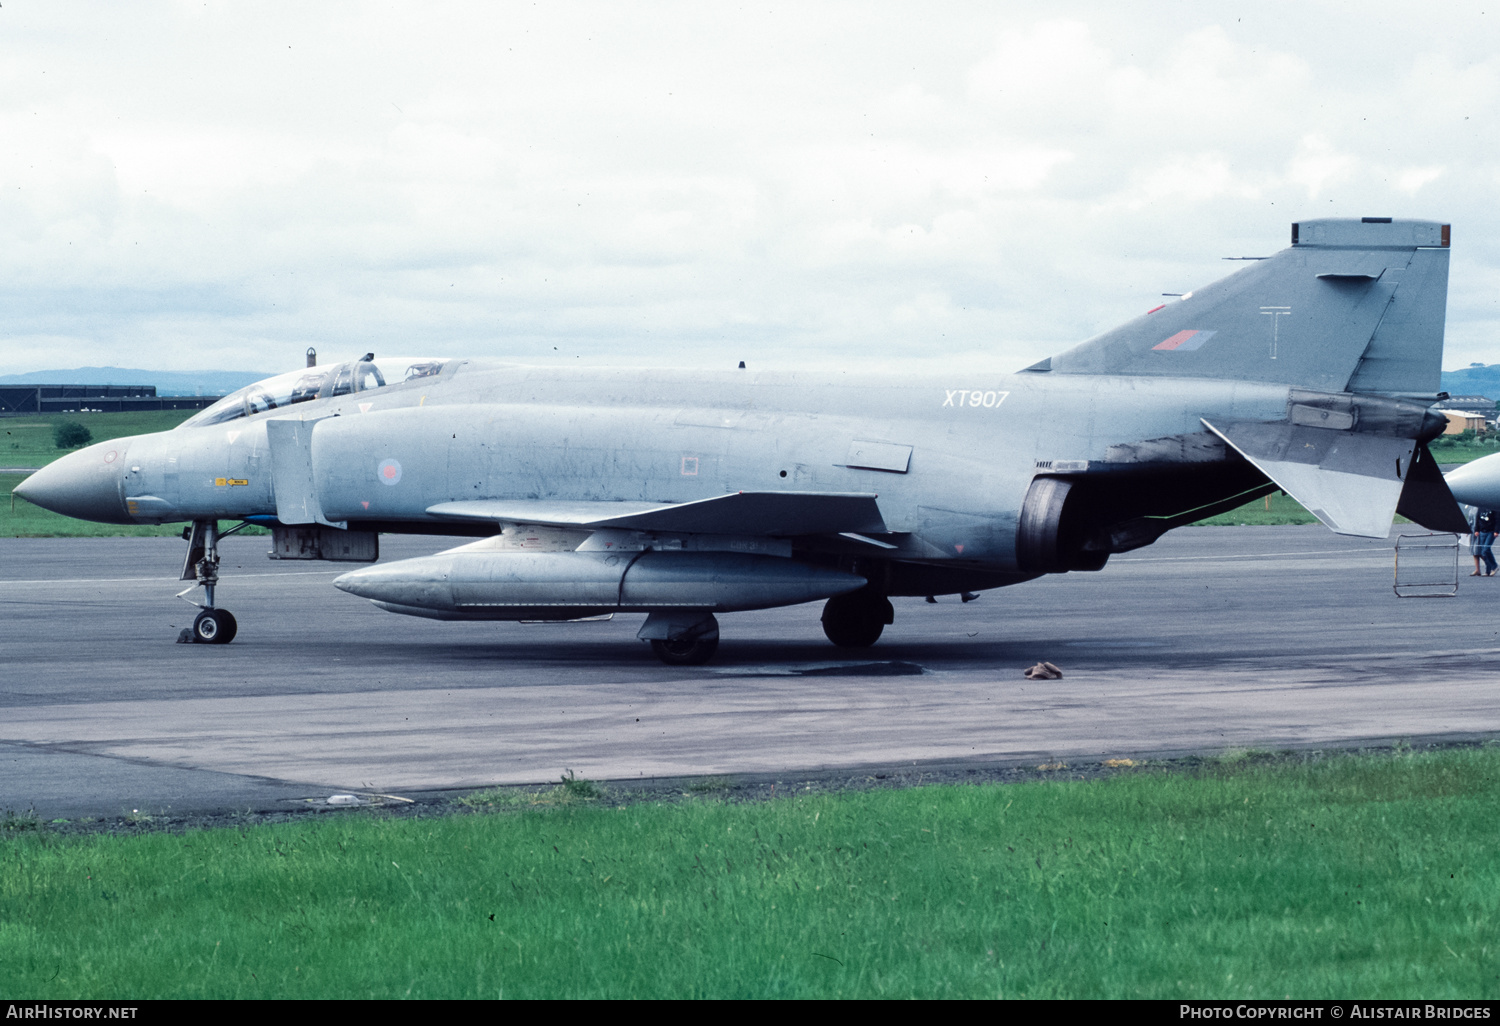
[13,441,131,524]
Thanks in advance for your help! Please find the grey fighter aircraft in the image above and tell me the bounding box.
[15,217,1469,664]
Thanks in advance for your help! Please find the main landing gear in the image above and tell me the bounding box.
[821,590,894,648]
[640,611,721,666]
[175,519,250,645]
[651,630,720,666]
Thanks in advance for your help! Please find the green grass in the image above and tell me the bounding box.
[1194,489,1319,527]
[0,410,199,469]
[5,747,1500,998]
[456,773,607,810]
[1428,437,1500,465]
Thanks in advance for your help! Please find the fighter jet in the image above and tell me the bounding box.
[15,217,1468,664]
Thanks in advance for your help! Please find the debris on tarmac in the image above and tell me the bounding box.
[1024,662,1063,680]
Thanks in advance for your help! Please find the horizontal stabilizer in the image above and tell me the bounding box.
[1397,445,1471,533]
[1202,418,1415,538]
[427,491,887,536]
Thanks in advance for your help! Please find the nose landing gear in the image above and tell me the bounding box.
[175,519,247,645]
[189,607,238,645]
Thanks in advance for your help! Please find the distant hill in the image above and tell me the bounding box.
[0,367,268,397]
[1441,366,1500,398]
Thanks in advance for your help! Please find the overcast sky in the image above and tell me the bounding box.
[4,1,1500,377]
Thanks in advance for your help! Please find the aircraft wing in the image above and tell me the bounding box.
[426,491,888,536]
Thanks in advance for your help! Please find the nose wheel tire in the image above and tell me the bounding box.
[821,591,893,648]
[192,608,238,645]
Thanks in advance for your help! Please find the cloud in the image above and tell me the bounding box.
[1285,135,1358,200]
[2,2,1500,375]
[1397,166,1445,194]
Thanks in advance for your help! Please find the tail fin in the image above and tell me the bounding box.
[1037,218,1450,395]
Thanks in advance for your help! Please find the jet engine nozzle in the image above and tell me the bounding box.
[13,439,133,524]
[1418,407,1451,444]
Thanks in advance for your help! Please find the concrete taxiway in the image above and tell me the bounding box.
[1,525,1495,820]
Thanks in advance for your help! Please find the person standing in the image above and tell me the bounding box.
[1472,507,1498,576]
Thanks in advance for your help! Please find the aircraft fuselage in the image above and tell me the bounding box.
[47,362,1293,578]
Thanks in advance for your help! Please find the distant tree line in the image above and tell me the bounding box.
[53,422,92,448]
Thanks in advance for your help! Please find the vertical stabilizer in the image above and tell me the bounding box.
[1042,218,1450,394]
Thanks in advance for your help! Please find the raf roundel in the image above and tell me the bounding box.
[377,458,403,486]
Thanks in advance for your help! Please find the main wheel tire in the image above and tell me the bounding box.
[821,592,893,648]
[192,608,238,645]
[650,633,720,666]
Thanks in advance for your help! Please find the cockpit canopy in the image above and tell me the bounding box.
[180,356,449,428]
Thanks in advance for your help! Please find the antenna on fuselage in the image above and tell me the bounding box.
[306,347,317,368]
